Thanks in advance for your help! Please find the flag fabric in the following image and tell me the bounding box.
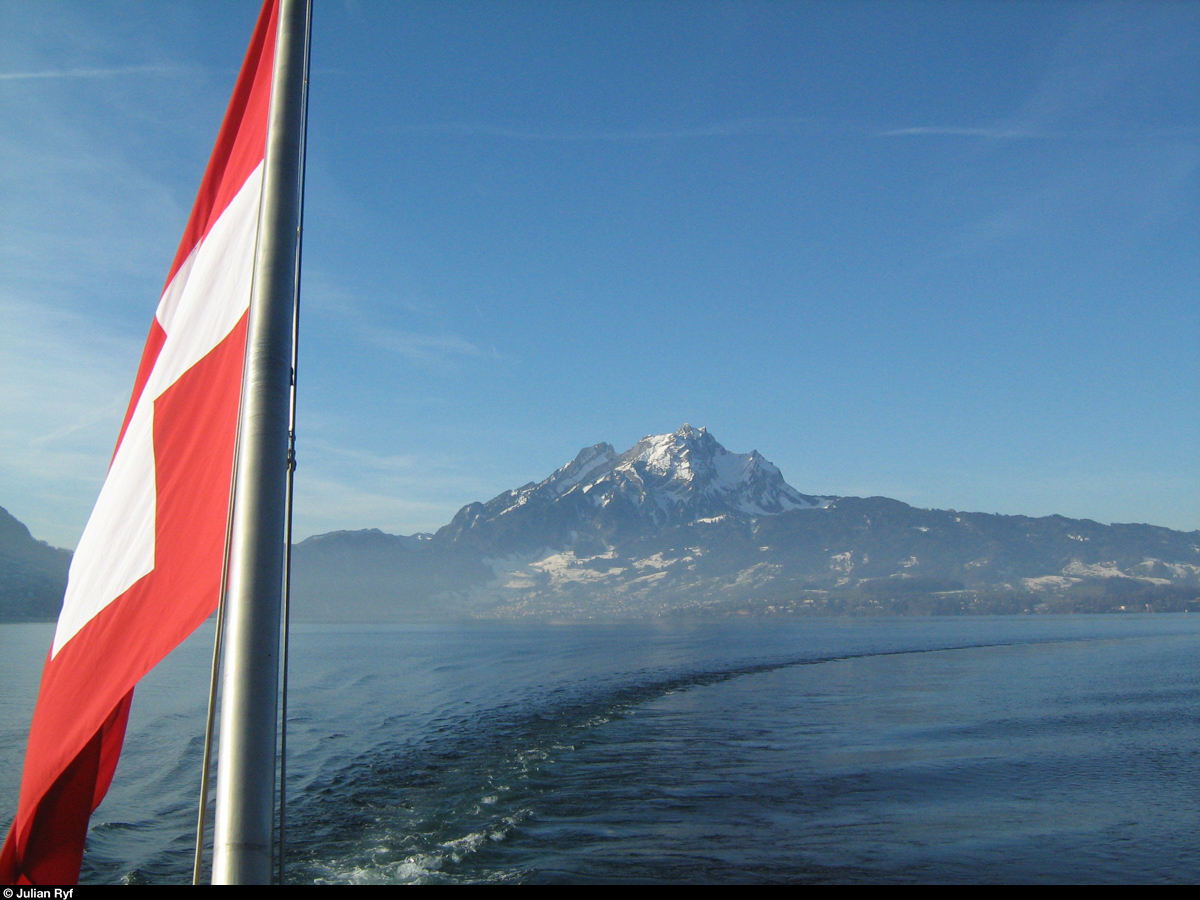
[1,0,280,884]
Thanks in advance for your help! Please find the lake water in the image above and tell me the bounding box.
[2,614,1198,883]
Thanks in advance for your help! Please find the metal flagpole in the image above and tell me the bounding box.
[212,0,311,884]
[277,0,313,882]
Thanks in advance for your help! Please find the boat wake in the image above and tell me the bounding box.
[282,637,1070,884]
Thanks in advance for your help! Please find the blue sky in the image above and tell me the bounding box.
[1,0,1197,548]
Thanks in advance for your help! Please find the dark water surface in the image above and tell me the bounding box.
[2,615,1197,883]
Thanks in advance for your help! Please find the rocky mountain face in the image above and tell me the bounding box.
[290,426,1200,621]
[0,506,71,622]
[437,425,830,557]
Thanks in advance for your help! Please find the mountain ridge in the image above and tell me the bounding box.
[0,506,72,622]
[291,426,1200,621]
[5,427,1197,622]
[436,425,832,554]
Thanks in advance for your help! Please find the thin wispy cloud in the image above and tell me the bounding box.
[302,276,496,370]
[0,64,186,82]
[292,440,494,538]
[0,295,140,548]
[293,473,466,540]
[876,125,1036,140]
[390,116,832,143]
[304,442,421,475]
[398,117,1190,145]
[877,124,1200,141]
[369,329,481,366]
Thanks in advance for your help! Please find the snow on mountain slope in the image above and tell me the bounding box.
[607,425,827,516]
[551,425,824,516]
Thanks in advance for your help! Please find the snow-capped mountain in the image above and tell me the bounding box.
[285,426,1200,622]
[439,425,832,552]
[548,425,826,517]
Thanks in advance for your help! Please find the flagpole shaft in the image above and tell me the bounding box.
[212,0,309,884]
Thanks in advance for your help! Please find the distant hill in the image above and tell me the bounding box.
[288,528,486,622]
[0,507,71,622]
[290,426,1200,621]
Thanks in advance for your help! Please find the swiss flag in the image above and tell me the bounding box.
[1,0,280,884]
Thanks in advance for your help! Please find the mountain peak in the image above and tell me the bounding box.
[439,427,835,551]
[604,426,825,518]
[622,426,719,483]
[628,424,716,473]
